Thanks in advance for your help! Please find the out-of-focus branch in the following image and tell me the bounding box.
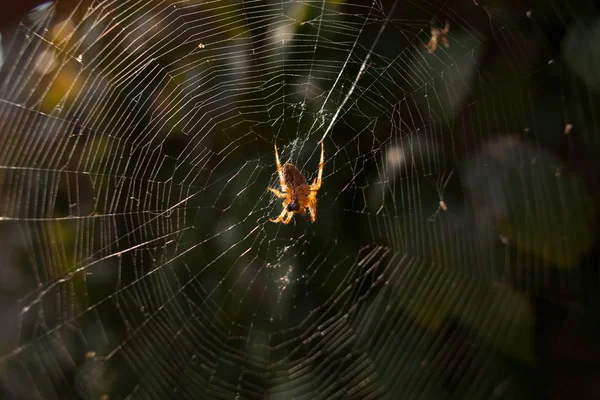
[0,1,47,33]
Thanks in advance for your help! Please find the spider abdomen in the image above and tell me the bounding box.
[282,163,307,188]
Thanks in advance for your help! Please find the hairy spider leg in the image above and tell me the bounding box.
[270,208,296,224]
[305,142,324,223]
[310,142,324,190]
[283,210,295,224]
[267,187,287,199]
[307,199,316,223]
[273,144,287,192]
[267,144,289,201]
[440,21,450,48]
[270,207,288,223]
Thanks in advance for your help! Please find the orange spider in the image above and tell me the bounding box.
[267,142,324,224]
[424,21,450,53]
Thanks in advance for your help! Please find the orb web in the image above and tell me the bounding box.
[0,0,598,399]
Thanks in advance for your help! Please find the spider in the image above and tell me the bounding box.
[427,170,453,222]
[267,142,324,224]
[424,21,450,53]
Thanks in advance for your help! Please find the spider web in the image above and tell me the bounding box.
[0,0,599,399]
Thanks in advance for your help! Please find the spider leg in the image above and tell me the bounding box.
[273,144,287,191]
[283,211,295,224]
[270,207,288,223]
[310,142,324,190]
[267,187,287,199]
[307,203,316,223]
[305,192,317,222]
[442,36,449,48]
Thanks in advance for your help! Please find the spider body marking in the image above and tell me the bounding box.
[268,142,324,224]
